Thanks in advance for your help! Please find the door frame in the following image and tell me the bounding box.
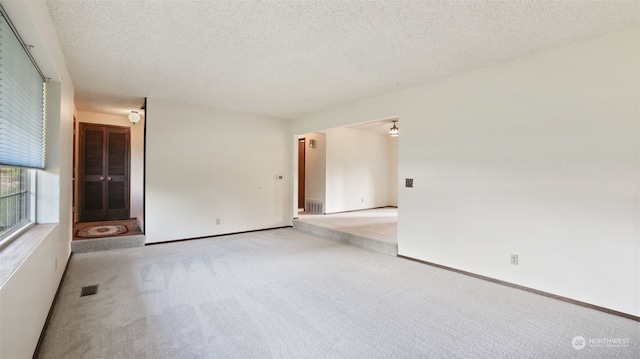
[72,115,77,223]
[298,138,306,211]
[78,122,131,222]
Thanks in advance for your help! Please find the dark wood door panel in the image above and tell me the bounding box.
[106,181,128,220]
[81,181,105,222]
[84,129,104,176]
[79,123,130,222]
[105,128,129,220]
[83,182,104,210]
[107,130,127,176]
[107,182,126,209]
[298,139,305,209]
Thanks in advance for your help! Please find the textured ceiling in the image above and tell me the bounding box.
[46,0,639,119]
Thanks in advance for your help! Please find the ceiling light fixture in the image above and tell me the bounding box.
[389,120,399,137]
[128,111,141,125]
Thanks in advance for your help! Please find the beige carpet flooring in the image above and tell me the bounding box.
[38,228,638,358]
[296,207,397,244]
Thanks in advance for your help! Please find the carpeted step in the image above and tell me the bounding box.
[292,220,397,256]
[71,234,145,253]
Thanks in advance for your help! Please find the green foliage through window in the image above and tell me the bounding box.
[0,167,29,238]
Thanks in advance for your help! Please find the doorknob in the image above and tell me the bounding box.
[99,176,104,181]
[107,177,112,181]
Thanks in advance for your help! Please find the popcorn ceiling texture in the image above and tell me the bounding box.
[46,0,640,118]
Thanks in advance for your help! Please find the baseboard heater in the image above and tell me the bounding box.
[304,199,324,214]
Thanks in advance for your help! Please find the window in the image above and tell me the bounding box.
[0,6,46,247]
[0,167,34,245]
[0,7,47,169]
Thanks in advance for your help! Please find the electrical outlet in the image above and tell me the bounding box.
[510,254,519,265]
[361,198,364,203]
[405,178,414,188]
[216,218,221,225]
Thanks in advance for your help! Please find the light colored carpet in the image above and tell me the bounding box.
[292,220,397,256]
[38,228,638,358]
[296,207,397,244]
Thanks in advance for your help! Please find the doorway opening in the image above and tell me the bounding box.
[294,119,399,252]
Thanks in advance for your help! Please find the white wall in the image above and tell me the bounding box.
[0,1,74,357]
[300,132,326,207]
[145,99,292,243]
[324,127,393,213]
[75,111,145,220]
[292,27,640,316]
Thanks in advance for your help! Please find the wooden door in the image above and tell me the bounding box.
[72,116,76,222]
[298,139,305,209]
[79,124,130,222]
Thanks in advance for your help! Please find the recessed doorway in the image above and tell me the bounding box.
[78,123,131,222]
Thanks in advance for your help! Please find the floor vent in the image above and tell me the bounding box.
[305,199,324,214]
[80,285,99,297]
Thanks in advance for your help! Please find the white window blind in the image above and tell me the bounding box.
[0,8,46,169]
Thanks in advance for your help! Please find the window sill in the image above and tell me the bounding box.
[0,223,57,288]
[0,221,35,250]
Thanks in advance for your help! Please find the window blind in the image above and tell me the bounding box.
[0,8,46,169]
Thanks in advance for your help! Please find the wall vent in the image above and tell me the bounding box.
[305,199,324,214]
[80,285,99,297]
